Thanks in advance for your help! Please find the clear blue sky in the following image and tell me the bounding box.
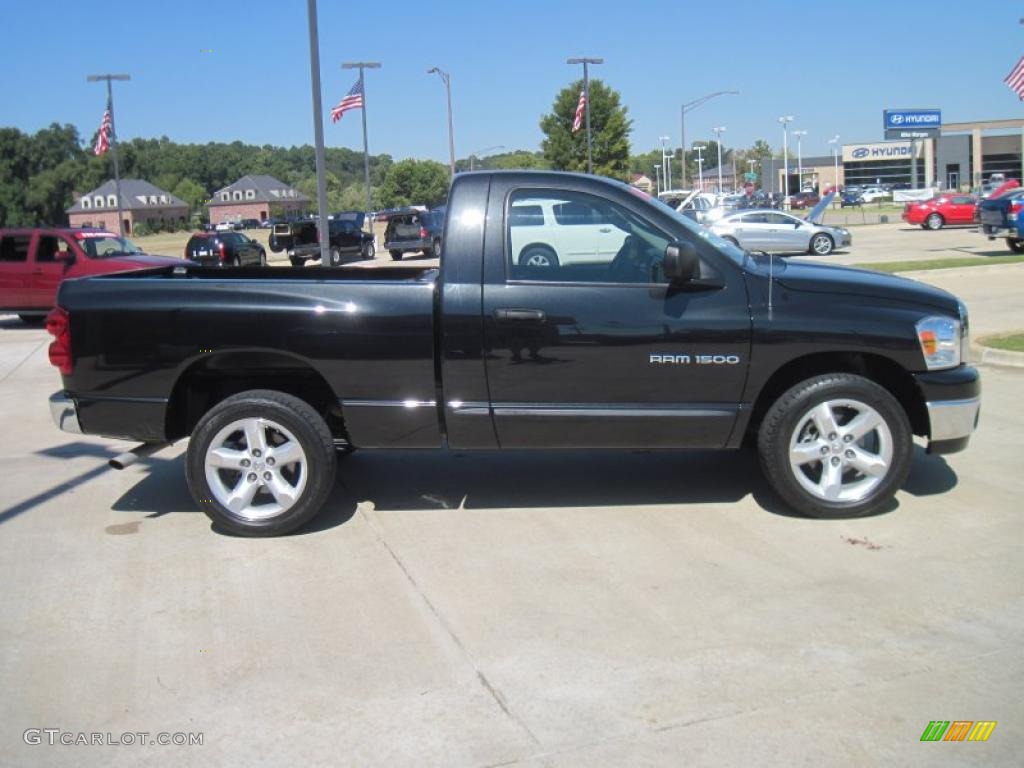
[3,0,1022,161]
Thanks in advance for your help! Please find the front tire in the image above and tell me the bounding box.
[18,314,45,324]
[363,240,375,260]
[809,233,834,255]
[259,249,267,266]
[329,247,342,267]
[757,373,912,519]
[1007,238,1024,254]
[185,390,336,536]
[518,245,559,267]
[925,213,944,230]
[289,256,305,267]
[722,236,740,248]
[430,238,442,258]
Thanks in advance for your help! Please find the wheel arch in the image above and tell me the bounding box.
[746,351,928,440]
[165,350,348,443]
[516,242,558,263]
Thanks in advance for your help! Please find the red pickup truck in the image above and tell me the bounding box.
[0,228,181,322]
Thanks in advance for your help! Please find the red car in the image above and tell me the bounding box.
[0,228,181,323]
[902,194,978,230]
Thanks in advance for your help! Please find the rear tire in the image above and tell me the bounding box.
[430,238,442,258]
[1007,238,1024,254]
[329,247,342,267]
[363,240,375,260]
[389,250,403,261]
[722,236,740,248]
[925,213,944,230]
[290,256,305,267]
[518,245,559,267]
[757,373,912,519]
[18,314,45,325]
[259,249,267,266]
[185,390,336,537]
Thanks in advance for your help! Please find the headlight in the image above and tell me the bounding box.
[916,316,961,370]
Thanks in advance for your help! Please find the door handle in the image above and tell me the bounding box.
[598,227,612,233]
[493,308,546,324]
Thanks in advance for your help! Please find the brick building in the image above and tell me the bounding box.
[207,175,309,225]
[66,179,188,235]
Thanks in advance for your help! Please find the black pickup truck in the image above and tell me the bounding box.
[46,171,980,536]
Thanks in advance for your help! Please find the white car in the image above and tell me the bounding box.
[859,186,890,203]
[509,197,629,267]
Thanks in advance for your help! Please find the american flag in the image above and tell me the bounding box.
[331,78,364,122]
[572,89,586,133]
[1004,55,1024,100]
[93,100,112,156]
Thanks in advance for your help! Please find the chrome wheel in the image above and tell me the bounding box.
[926,213,943,230]
[203,417,308,521]
[521,248,556,267]
[811,234,833,255]
[788,398,892,503]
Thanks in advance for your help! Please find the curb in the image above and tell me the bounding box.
[971,339,1024,369]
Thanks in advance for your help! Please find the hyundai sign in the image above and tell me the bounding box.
[883,108,941,139]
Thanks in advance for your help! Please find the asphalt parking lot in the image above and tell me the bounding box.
[1,224,1022,766]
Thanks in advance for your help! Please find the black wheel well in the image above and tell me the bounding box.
[518,242,557,262]
[165,352,347,441]
[748,352,927,439]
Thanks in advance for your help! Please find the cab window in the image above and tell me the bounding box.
[0,235,31,262]
[506,189,671,285]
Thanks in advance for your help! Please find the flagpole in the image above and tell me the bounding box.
[305,0,330,264]
[567,57,602,174]
[343,61,381,215]
[87,73,130,237]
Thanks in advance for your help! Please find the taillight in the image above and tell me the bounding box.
[419,227,429,239]
[218,241,226,262]
[46,307,72,375]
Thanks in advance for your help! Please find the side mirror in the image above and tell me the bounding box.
[663,241,699,282]
[55,249,75,264]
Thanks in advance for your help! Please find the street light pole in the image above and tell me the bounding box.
[660,136,671,190]
[828,134,840,193]
[342,61,381,214]
[654,164,661,195]
[468,145,504,172]
[694,145,707,192]
[568,57,603,174]
[778,116,794,200]
[793,130,807,192]
[427,67,456,178]
[680,90,738,189]
[86,73,130,238]
[712,126,726,194]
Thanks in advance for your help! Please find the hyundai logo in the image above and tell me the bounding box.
[890,114,904,125]
[851,147,869,159]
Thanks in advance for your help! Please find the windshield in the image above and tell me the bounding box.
[642,191,749,266]
[78,235,144,258]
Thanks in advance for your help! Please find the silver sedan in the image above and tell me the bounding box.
[708,210,851,255]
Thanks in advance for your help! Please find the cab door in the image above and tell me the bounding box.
[28,234,76,308]
[0,232,33,309]
[480,181,751,449]
[949,196,975,224]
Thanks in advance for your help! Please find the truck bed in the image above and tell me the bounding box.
[56,264,442,447]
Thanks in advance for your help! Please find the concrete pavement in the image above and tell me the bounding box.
[0,260,1021,767]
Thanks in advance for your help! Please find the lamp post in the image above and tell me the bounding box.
[86,73,130,238]
[567,57,603,174]
[828,134,840,193]
[427,67,456,178]
[680,90,738,188]
[468,145,504,171]
[660,136,672,190]
[792,129,807,192]
[694,145,707,192]
[712,126,726,194]
[342,61,381,214]
[778,116,794,200]
[653,164,662,195]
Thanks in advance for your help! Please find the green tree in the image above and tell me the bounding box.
[171,178,208,215]
[378,159,449,208]
[540,79,631,178]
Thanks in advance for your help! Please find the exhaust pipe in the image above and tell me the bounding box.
[109,442,170,470]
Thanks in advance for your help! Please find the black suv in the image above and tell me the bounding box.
[384,209,444,260]
[185,232,267,267]
[269,212,375,267]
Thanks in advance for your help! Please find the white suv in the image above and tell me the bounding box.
[859,186,890,203]
[509,197,629,267]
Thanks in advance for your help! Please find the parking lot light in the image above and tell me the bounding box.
[713,127,726,194]
[793,130,807,192]
[778,116,794,200]
[427,67,456,178]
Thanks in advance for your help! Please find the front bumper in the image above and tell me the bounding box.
[49,392,82,435]
[914,366,981,455]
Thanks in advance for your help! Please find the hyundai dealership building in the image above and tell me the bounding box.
[771,117,1024,193]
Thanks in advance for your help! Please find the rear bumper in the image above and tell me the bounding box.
[49,392,82,435]
[385,239,430,251]
[980,223,1017,239]
[913,366,981,454]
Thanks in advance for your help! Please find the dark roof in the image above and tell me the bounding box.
[66,179,187,213]
[208,174,309,206]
